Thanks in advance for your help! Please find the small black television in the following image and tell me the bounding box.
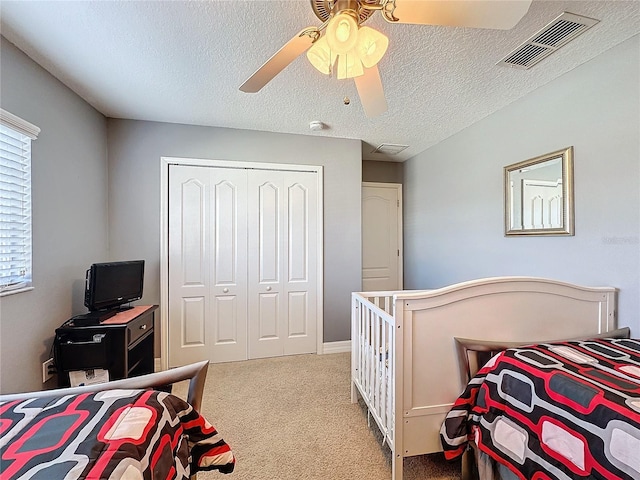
[84,260,145,312]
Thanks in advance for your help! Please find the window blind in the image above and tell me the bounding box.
[0,109,39,294]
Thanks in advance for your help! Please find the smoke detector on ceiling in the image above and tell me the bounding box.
[371,143,409,155]
[498,12,600,70]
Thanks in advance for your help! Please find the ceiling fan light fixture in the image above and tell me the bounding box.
[307,36,335,75]
[241,0,534,119]
[326,11,359,54]
[356,26,389,68]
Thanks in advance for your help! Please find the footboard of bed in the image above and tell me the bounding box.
[0,361,209,412]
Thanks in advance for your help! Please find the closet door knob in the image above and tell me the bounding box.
[223,288,229,293]
[266,286,272,291]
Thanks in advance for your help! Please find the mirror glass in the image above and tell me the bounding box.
[504,147,574,236]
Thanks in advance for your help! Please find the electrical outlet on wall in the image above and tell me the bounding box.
[42,358,55,383]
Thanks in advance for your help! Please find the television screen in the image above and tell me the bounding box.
[84,260,145,312]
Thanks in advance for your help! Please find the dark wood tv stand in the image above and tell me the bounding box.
[54,305,157,387]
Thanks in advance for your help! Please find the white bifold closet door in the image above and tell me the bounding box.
[168,164,317,367]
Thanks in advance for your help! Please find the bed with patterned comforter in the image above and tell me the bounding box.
[440,338,640,480]
[0,388,235,479]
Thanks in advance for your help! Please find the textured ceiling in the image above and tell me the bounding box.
[1,1,638,162]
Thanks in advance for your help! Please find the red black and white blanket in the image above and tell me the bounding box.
[440,338,640,480]
[0,389,235,479]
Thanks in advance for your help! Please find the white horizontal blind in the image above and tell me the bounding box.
[0,110,39,294]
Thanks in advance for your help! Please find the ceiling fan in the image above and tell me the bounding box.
[239,0,533,117]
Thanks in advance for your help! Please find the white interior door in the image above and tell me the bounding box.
[168,163,318,366]
[522,179,563,229]
[248,170,317,358]
[168,165,248,367]
[362,182,402,291]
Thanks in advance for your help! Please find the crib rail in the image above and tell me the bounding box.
[351,291,397,447]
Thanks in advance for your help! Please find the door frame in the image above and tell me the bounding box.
[160,157,324,370]
[362,182,403,290]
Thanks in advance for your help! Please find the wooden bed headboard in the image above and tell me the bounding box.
[454,327,631,381]
[392,276,618,456]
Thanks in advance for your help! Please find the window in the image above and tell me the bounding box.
[0,109,39,295]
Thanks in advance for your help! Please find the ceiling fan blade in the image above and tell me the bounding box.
[386,0,532,30]
[354,65,388,118]
[239,28,319,93]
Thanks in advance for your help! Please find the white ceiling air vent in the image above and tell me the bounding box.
[371,143,409,155]
[498,12,599,70]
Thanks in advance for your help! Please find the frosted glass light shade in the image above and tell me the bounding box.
[356,26,389,68]
[307,36,335,75]
[306,17,389,80]
[326,12,359,55]
[336,51,364,80]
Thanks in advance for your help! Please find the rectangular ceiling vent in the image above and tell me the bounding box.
[371,143,409,155]
[498,12,599,70]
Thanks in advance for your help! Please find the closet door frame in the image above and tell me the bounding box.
[160,157,324,370]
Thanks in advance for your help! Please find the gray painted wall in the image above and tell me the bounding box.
[404,36,640,334]
[106,119,362,346]
[0,38,108,394]
[363,160,403,183]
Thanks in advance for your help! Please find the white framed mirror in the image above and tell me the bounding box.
[504,146,574,236]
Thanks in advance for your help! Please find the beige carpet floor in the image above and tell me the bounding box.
[174,352,460,480]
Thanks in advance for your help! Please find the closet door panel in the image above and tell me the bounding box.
[288,183,308,282]
[258,293,279,338]
[282,172,317,355]
[209,170,248,363]
[213,296,239,342]
[168,165,248,366]
[287,291,308,337]
[182,297,206,346]
[248,172,284,358]
[258,182,279,282]
[168,166,210,366]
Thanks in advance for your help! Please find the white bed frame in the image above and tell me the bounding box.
[350,276,618,480]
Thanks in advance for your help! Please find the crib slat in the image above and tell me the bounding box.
[387,320,394,442]
[374,310,381,421]
[379,316,386,423]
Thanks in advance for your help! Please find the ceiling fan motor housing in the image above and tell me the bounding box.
[311,0,376,24]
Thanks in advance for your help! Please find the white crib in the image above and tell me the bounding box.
[350,276,618,480]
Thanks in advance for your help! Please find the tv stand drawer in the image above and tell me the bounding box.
[127,313,153,345]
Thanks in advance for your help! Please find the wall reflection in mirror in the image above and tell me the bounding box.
[504,147,574,236]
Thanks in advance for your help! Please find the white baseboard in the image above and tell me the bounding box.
[156,344,350,364]
[322,340,351,354]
